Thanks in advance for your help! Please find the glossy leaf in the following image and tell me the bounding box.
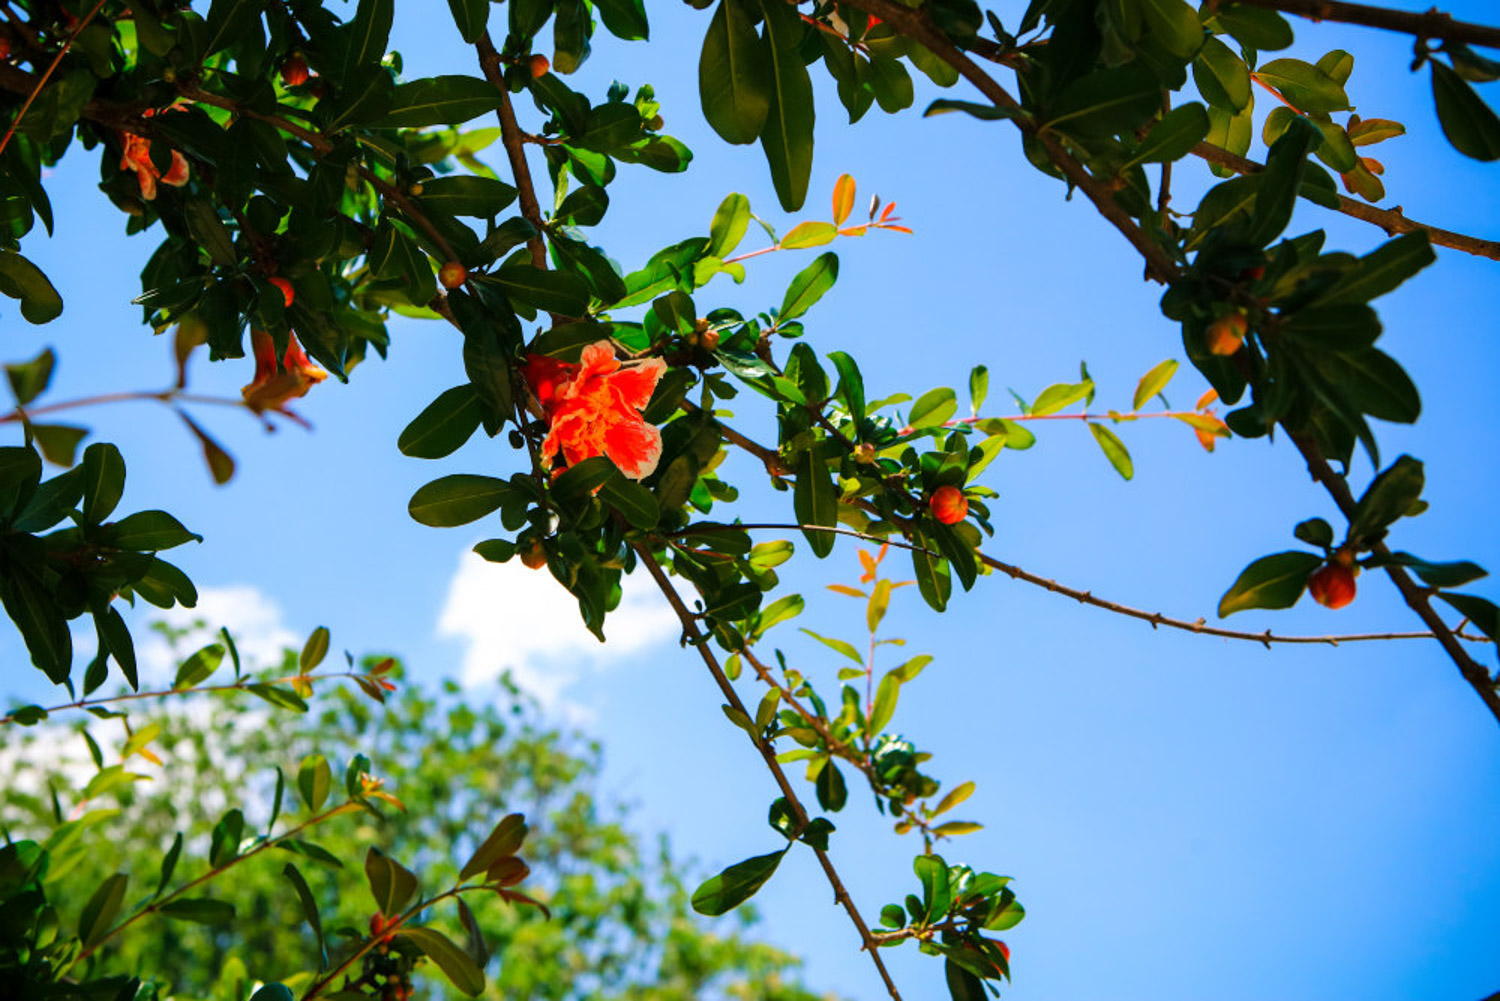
[1218,551,1322,616]
[409,475,513,528]
[691,848,786,915]
[398,386,483,459]
[758,0,815,209]
[699,0,770,145]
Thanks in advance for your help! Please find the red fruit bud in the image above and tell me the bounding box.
[1308,563,1357,609]
[439,261,468,290]
[0,35,12,61]
[520,542,548,570]
[929,485,968,525]
[268,276,294,308]
[280,55,310,88]
[1205,312,1248,357]
[699,329,720,351]
[1241,265,1265,281]
[529,54,550,78]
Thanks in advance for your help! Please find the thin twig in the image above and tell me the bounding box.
[1224,0,1500,49]
[0,670,384,726]
[475,32,549,271]
[630,542,905,1001]
[1192,140,1500,262]
[671,522,1488,649]
[0,0,109,157]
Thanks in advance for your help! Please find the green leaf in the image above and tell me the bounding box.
[300,626,330,671]
[209,808,244,868]
[1294,517,1335,548]
[244,684,308,712]
[298,755,332,813]
[1246,114,1317,248]
[159,898,235,925]
[409,475,514,528]
[156,832,183,898]
[1045,65,1161,137]
[1313,232,1435,308]
[700,0,770,145]
[1350,455,1423,543]
[1431,60,1500,161]
[691,848,786,915]
[707,193,752,258]
[1029,380,1091,416]
[923,99,1021,121]
[828,351,866,425]
[1137,0,1203,59]
[381,76,505,128]
[399,926,486,997]
[284,862,328,969]
[365,847,419,917]
[914,853,952,920]
[30,424,86,468]
[0,250,63,323]
[461,813,528,880]
[109,510,201,550]
[792,447,836,558]
[173,643,223,689]
[399,386,483,459]
[1217,551,1323,616]
[446,0,489,43]
[779,252,838,321]
[1256,58,1351,114]
[909,387,958,429]
[912,532,951,612]
[800,628,864,664]
[597,475,660,529]
[815,759,848,812]
[1194,37,1251,113]
[1088,423,1133,480]
[5,347,54,405]
[869,673,899,733]
[595,0,649,40]
[418,176,518,217]
[78,872,128,946]
[758,0,815,210]
[1437,592,1500,643]
[780,221,837,249]
[1213,4,1293,50]
[1132,359,1177,411]
[1131,103,1211,166]
[482,265,590,316]
[1368,552,1487,589]
[203,0,262,58]
[1283,304,1381,352]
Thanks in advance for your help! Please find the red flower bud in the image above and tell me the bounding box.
[529,54,550,78]
[1205,313,1248,356]
[929,485,968,525]
[280,55,310,88]
[269,276,294,308]
[1308,563,1357,609]
[439,261,468,290]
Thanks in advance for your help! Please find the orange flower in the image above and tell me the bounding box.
[241,329,327,414]
[119,114,190,201]
[523,341,665,480]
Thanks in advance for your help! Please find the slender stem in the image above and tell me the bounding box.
[630,542,905,1001]
[671,522,1487,649]
[0,388,274,424]
[475,32,549,271]
[0,670,383,725]
[0,0,109,157]
[1224,0,1500,49]
[1192,140,1500,262]
[69,800,362,970]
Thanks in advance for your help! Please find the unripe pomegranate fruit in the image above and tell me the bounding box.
[1205,312,1248,356]
[529,54,550,78]
[520,541,548,569]
[1308,562,1357,609]
[929,485,968,525]
[268,276,294,308]
[280,55,310,87]
[438,260,467,290]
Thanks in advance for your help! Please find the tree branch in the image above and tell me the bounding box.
[630,542,905,1001]
[475,32,550,271]
[1224,0,1500,49]
[1192,140,1500,262]
[671,522,1486,649]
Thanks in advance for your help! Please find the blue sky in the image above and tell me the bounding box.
[3,2,1499,1000]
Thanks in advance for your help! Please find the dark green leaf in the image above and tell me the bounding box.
[1217,551,1323,616]
[0,250,63,323]
[398,386,483,459]
[78,872,128,946]
[691,848,786,915]
[446,0,489,43]
[815,760,847,812]
[1432,60,1500,161]
[758,0,815,209]
[108,510,201,551]
[418,176,518,217]
[481,265,590,316]
[779,252,838,321]
[159,898,235,925]
[380,77,505,128]
[400,927,486,996]
[1350,455,1423,543]
[792,447,836,558]
[5,347,54,405]
[365,847,419,916]
[409,475,514,528]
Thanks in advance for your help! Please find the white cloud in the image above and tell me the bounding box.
[436,550,677,711]
[136,585,300,683]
